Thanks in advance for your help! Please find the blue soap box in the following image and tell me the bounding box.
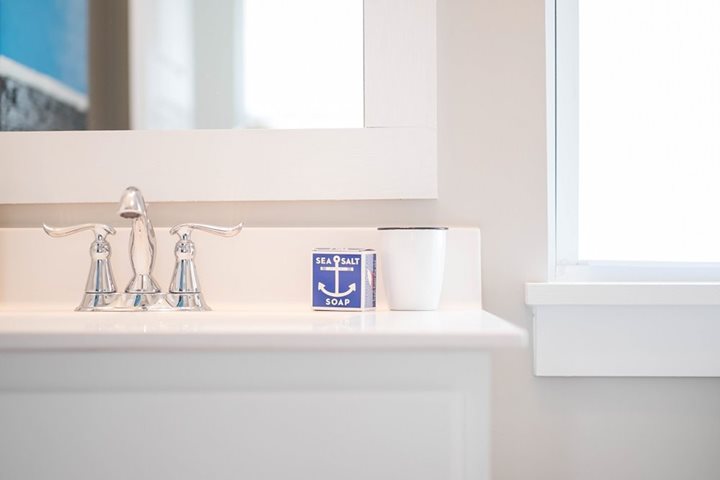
[312,248,376,311]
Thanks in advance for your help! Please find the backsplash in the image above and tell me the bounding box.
[0,227,482,310]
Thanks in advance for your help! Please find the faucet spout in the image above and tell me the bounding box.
[118,187,161,294]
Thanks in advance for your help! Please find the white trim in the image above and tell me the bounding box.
[528,281,720,377]
[556,263,720,282]
[553,0,579,268]
[0,56,88,111]
[1,0,437,203]
[528,280,720,376]
[0,127,436,203]
[527,282,720,306]
[533,304,720,377]
[545,0,557,279]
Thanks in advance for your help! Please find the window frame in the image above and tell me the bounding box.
[530,0,720,377]
[550,0,720,282]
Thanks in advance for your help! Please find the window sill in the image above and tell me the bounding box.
[526,282,720,306]
[525,283,720,377]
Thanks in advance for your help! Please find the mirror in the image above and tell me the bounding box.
[0,0,364,131]
[0,0,438,204]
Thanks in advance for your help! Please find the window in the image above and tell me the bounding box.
[553,0,720,280]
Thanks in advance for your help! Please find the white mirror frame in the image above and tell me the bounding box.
[0,0,436,204]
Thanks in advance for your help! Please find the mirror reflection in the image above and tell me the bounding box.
[0,0,364,131]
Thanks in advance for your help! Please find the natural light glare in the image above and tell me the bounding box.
[241,0,364,129]
[578,0,720,262]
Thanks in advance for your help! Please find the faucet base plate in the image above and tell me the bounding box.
[76,293,209,312]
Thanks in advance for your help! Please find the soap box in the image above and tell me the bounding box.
[312,249,376,311]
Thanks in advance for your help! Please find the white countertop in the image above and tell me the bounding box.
[0,308,526,351]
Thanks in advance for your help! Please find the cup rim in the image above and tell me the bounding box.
[377,226,448,230]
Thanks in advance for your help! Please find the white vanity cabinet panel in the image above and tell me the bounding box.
[0,351,490,480]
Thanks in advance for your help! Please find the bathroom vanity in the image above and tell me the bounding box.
[0,2,527,477]
[0,227,525,480]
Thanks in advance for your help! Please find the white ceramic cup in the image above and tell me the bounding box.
[378,227,448,311]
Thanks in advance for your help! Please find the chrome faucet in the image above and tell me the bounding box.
[43,187,242,312]
[118,187,161,294]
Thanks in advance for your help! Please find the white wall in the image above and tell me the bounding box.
[3,0,720,478]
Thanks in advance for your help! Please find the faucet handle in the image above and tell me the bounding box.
[43,223,116,240]
[42,223,117,294]
[167,223,243,295]
[169,223,243,240]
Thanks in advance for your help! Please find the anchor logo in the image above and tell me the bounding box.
[318,255,356,298]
